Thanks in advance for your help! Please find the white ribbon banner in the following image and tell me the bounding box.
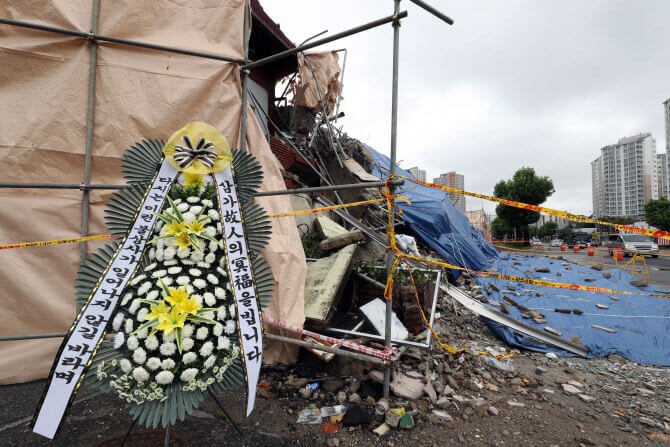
[214,165,263,417]
[32,161,178,439]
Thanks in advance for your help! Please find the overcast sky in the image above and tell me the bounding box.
[262,1,670,216]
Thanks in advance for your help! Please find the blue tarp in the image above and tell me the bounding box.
[367,145,670,366]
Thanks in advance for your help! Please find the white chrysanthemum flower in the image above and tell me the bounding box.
[156,371,174,385]
[121,292,133,306]
[199,341,214,357]
[172,198,182,205]
[112,313,125,331]
[164,247,176,260]
[229,304,236,318]
[189,205,202,215]
[205,226,216,237]
[136,328,148,339]
[156,238,165,250]
[206,274,219,285]
[127,336,139,351]
[183,352,197,364]
[164,259,178,266]
[162,276,174,287]
[163,331,176,342]
[176,276,190,285]
[130,274,146,286]
[189,268,202,277]
[197,262,211,268]
[184,284,194,294]
[192,294,203,306]
[204,292,216,306]
[155,248,164,262]
[113,331,125,349]
[181,260,195,266]
[209,241,219,252]
[145,263,157,271]
[205,253,216,264]
[182,337,194,351]
[151,270,167,278]
[147,290,160,301]
[224,320,236,335]
[193,279,206,289]
[145,336,159,351]
[177,203,189,212]
[216,222,222,234]
[137,308,149,322]
[133,348,146,364]
[216,306,227,320]
[213,324,224,337]
[217,336,231,351]
[137,281,152,296]
[202,199,213,208]
[214,288,225,299]
[120,359,132,373]
[180,368,198,382]
[225,282,233,293]
[133,366,149,382]
[161,358,175,370]
[203,355,216,369]
[146,357,161,371]
[149,248,156,260]
[128,299,141,315]
[190,251,204,262]
[177,247,191,258]
[181,212,196,223]
[196,327,208,340]
[208,210,219,219]
[167,266,182,275]
[182,324,195,338]
[186,196,200,204]
[160,342,176,356]
[124,319,134,334]
[201,310,215,320]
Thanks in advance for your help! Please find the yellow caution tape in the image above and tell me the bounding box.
[395,174,670,240]
[0,234,115,250]
[267,195,410,219]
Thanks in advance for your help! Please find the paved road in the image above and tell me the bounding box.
[503,245,670,292]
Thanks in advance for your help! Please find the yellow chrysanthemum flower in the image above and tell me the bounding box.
[164,285,190,307]
[176,296,202,315]
[164,220,186,236]
[173,232,191,250]
[146,301,171,323]
[186,221,206,236]
[184,173,204,188]
[155,307,187,334]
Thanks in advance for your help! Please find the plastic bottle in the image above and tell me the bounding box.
[485,357,514,372]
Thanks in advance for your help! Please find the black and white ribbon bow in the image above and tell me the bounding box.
[173,136,218,169]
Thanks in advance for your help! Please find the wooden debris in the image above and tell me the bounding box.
[320,230,365,251]
[544,326,562,336]
[595,304,609,309]
[590,324,616,334]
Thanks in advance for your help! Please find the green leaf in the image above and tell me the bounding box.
[158,277,170,297]
[188,315,219,326]
[136,299,162,306]
[147,234,175,245]
[189,233,202,253]
[131,319,159,336]
[175,327,183,354]
[151,212,174,225]
[199,232,222,246]
[167,195,185,223]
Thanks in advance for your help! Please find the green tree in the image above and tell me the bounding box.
[538,221,558,238]
[644,197,670,232]
[491,217,510,240]
[493,167,555,243]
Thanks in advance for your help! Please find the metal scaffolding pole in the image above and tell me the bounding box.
[241,11,408,71]
[384,0,402,399]
[239,0,251,153]
[0,18,244,64]
[80,0,100,263]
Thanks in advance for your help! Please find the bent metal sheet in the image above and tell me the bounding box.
[31,160,177,439]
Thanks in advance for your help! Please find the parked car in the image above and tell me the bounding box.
[606,234,659,257]
[550,239,563,247]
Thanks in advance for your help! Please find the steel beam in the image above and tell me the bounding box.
[408,0,454,25]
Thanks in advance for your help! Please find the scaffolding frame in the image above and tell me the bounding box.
[0,0,454,398]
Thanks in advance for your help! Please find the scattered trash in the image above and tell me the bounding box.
[483,355,514,372]
[360,298,409,340]
[373,422,391,436]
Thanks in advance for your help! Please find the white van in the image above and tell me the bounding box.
[607,234,659,257]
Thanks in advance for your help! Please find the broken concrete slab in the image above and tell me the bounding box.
[304,243,357,327]
[360,298,409,340]
[320,230,365,252]
[315,216,349,239]
[390,372,424,400]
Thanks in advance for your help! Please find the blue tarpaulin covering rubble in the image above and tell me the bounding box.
[367,145,670,366]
